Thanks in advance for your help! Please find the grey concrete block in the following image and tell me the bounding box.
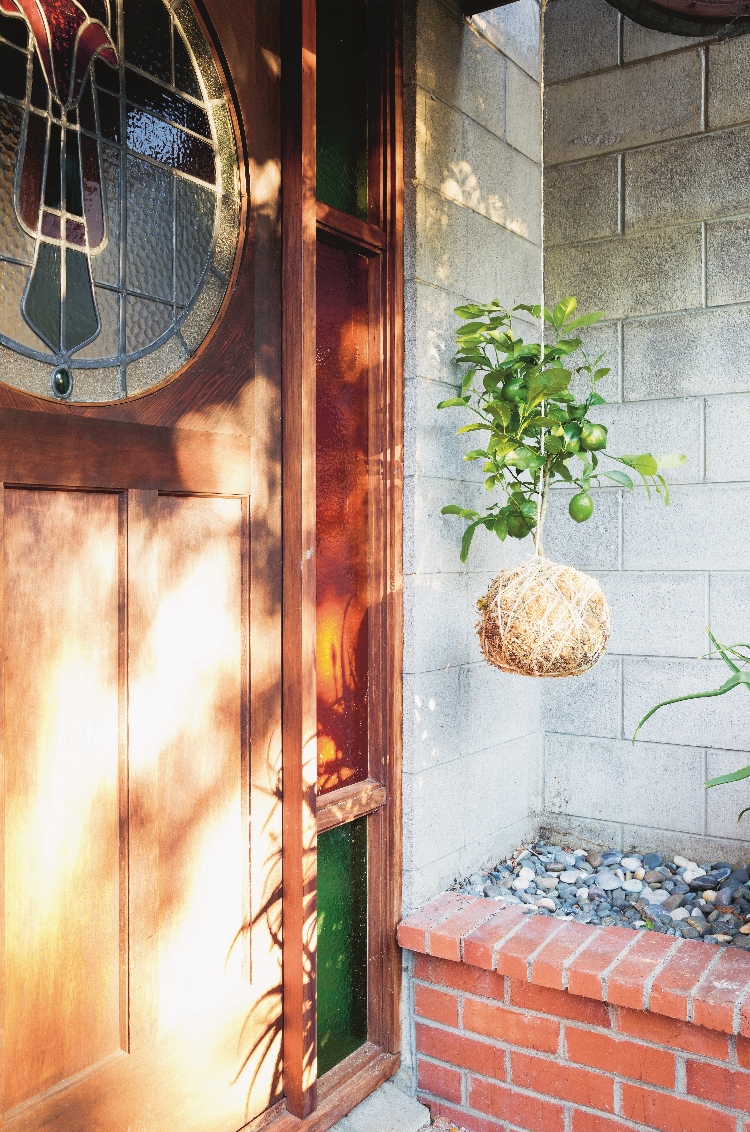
[624,127,750,232]
[706,218,750,307]
[544,156,620,246]
[708,574,750,645]
[545,51,702,164]
[543,485,620,571]
[403,474,478,576]
[594,398,699,485]
[564,318,621,404]
[544,733,705,832]
[506,59,541,162]
[460,117,542,242]
[406,375,488,481]
[623,305,750,400]
[541,654,622,739]
[707,34,750,131]
[463,208,541,310]
[540,811,624,852]
[415,185,468,294]
[416,88,465,195]
[622,484,750,571]
[471,0,541,80]
[329,1083,430,1132]
[403,570,475,673]
[596,571,707,657]
[415,0,507,137]
[621,826,750,866]
[624,655,750,749]
[545,227,703,320]
[412,281,463,385]
[705,393,750,482]
[621,19,705,62]
[706,748,750,842]
[543,0,619,83]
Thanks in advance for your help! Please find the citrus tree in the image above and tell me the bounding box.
[439,297,685,561]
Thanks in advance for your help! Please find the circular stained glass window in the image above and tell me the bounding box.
[0,0,240,402]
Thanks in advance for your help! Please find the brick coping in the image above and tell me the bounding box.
[397,892,750,1036]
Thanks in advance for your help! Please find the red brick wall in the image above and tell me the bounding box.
[398,893,750,1132]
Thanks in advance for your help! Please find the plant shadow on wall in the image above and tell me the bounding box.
[635,633,750,825]
[438,297,686,678]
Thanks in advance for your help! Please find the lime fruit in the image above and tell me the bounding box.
[569,491,594,522]
[580,422,608,451]
[502,377,526,403]
[507,513,532,538]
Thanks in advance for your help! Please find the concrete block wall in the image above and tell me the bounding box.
[542,0,750,863]
[402,0,544,922]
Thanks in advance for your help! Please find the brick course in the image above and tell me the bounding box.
[400,896,750,1132]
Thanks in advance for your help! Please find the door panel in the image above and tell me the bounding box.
[4,489,123,1112]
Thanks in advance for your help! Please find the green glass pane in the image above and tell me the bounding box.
[24,242,61,351]
[317,817,367,1077]
[316,0,368,220]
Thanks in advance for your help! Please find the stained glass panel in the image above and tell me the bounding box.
[317,817,368,1077]
[0,0,240,401]
[316,0,368,220]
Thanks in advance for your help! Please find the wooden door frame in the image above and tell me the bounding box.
[278,0,404,1128]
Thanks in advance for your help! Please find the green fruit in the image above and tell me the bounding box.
[502,377,526,403]
[580,422,608,451]
[569,491,594,523]
[507,513,532,538]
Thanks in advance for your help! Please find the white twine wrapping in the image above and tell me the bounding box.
[477,558,610,678]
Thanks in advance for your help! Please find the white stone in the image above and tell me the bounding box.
[518,866,536,882]
[620,857,642,871]
[537,877,559,890]
[645,889,671,905]
[537,897,556,911]
[634,867,645,880]
[683,869,706,883]
[670,908,691,921]
[674,855,699,870]
[559,869,585,883]
[703,890,718,902]
[597,871,622,890]
[622,879,643,893]
[513,877,531,891]
[576,887,590,903]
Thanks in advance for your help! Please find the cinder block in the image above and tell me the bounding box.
[622,19,705,62]
[706,749,750,841]
[708,574,750,645]
[408,375,485,480]
[593,398,699,485]
[413,280,464,385]
[544,155,620,246]
[506,59,541,162]
[706,218,750,307]
[415,184,468,293]
[621,825,750,865]
[622,484,750,571]
[544,51,702,164]
[543,0,619,83]
[540,811,624,851]
[416,0,506,137]
[707,35,750,130]
[544,733,705,832]
[460,117,542,241]
[403,666,461,773]
[543,485,620,571]
[596,571,707,657]
[563,318,621,404]
[624,127,750,232]
[624,656,750,749]
[464,208,541,309]
[545,226,702,320]
[541,653,622,739]
[623,306,750,400]
[403,570,476,674]
[705,393,750,482]
[471,0,541,80]
[403,474,479,577]
[416,89,465,195]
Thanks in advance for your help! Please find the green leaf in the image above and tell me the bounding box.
[738,805,750,822]
[487,401,513,426]
[461,367,477,396]
[589,393,606,406]
[562,311,604,332]
[463,449,488,461]
[593,367,610,381]
[619,453,658,477]
[552,297,577,329]
[454,304,485,318]
[657,453,688,469]
[707,765,750,787]
[437,397,469,409]
[441,504,464,515]
[513,303,541,318]
[600,469,634,489]
[488,435,515,458]
[456,422,492,434]
[504,447,544,472]
[455,321,489,336]
[460,518,487,562]
[493,515,508,540]
[526,369,572,408]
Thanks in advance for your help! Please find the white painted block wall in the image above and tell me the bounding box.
[542,0,750,864]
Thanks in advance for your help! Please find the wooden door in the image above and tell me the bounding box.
[0,0,284,1129]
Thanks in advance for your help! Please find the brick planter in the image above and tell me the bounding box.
[398,892,750,1132]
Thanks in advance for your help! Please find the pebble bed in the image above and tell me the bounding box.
[454,840,750,948]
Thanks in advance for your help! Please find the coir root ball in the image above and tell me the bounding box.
[477,557,610,678]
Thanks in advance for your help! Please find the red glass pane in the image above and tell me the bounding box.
[316,240,370,795]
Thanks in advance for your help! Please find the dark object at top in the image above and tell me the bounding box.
[464,0,750,38]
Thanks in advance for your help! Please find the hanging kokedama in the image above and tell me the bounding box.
[439,297,685,678]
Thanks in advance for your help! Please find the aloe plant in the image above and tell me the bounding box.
[634,631,750,821]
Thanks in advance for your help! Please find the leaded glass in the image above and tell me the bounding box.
[0,0,240,401]
[317,817,368,1077]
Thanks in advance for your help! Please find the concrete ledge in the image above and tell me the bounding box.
[329,1082,430,1132]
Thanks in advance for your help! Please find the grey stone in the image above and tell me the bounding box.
[588,885,606,901]
[559,869,585,883]
[597,871,622,891]
[625,127,750,231]
[706,218,750,307]
[506,60,541,162]
[622,879,644,893]
[545,226,702,320]
[622,18,705,61]
[644,854,664,869]
[620,856,643,871]
[544,0,619,83]
[544,155,619,246]
[586,851,603,868]
[662,893,685,912]
[623,305,750,400]
[707,35,750,130]
[646,888,671,905]
[545,51,701,164]
[330,1082,430,1132]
